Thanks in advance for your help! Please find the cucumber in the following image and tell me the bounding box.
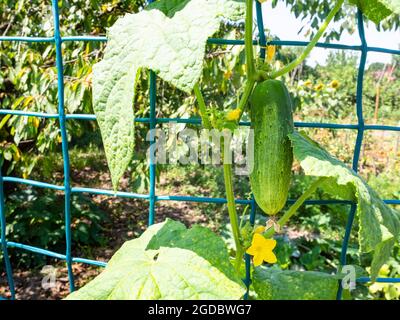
[250,79,294,215]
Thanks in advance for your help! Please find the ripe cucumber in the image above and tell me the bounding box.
[250,79,294,215]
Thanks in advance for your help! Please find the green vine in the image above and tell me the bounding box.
[270,0,345,79]
[223,163,244,272]
[193,83,212,129]
[245,0,256,79]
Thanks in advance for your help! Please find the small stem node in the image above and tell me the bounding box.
[264,177,327,239]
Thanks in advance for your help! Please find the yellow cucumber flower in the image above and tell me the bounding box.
[266,45,276,63]
[226,108,241,121]
[246,233,277,267]
[13,148,21,162]
[32,117,40,129]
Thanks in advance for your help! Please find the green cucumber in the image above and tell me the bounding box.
[250,79,294,215]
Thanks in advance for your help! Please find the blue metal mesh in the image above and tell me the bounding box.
[1,1,400,300]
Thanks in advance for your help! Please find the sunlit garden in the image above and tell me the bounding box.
[1,0,400,301]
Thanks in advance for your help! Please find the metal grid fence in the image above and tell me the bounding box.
[1,0,400,300]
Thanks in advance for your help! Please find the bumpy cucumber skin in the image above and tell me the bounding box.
[250,79,294,215]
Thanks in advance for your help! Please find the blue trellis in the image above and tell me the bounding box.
[1,0,400,300]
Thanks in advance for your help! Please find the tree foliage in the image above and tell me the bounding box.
[275,0,400,41]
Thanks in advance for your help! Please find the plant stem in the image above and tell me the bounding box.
[193,83,211,129]
[235,0,257,120]
[221,0,256,273]
[223,163,243,272]
[245,0,255,79]
[226,0,258,122]
[264,177,327,238]
[237,78,255,118]
[270,0,344,79]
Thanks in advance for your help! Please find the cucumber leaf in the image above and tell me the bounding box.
[349,0,400,24]
[253,267,340,300]
[65,219,245,300]
[146,223,241,283]
[92,0,245,189]
[289,131,400,280]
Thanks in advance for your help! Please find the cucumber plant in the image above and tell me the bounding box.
[66,0,400,300]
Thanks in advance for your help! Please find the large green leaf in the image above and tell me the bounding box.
[93,0,245,189]
[65,219,245,300]
[289,131,400,280]
[253,267,340,300]
[146,223,241,283]
[349,0,400,24]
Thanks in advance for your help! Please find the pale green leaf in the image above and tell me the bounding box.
[370,238,395,279]
[65,219,245,300]
[289,131,400,280]
[349,0,400,24]
[253,267,339,300]
[93,0,245,189]
[147,222,241,283]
